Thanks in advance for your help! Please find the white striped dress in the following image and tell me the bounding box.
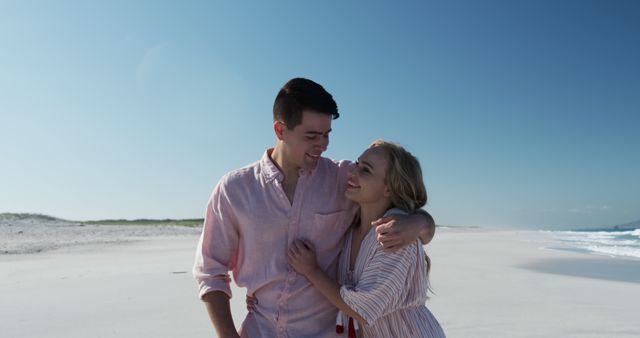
[337,209,446,338]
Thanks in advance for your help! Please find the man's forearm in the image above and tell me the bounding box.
[375,210,436,251]
[417,209,435,245]
[202,291,240,338]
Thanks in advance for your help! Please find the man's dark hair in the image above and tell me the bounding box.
[273,78,339,129]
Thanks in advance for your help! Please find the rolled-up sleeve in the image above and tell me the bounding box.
[193,179,239,299]
[339,244,416,325]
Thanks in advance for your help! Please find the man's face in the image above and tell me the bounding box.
[280,110,332,171]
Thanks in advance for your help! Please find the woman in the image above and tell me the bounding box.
[288,140,445,337]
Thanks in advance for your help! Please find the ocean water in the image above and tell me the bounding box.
[546,228,640,260]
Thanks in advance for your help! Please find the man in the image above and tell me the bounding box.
[193,78,435,337]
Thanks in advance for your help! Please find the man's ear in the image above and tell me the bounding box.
[274,121,284,140]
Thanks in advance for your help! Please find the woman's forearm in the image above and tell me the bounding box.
[305,269,369,325]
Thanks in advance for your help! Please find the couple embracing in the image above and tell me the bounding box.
[193,78,445,338]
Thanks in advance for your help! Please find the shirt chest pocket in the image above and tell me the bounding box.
[312,210,347,233]
[305,210,349,263]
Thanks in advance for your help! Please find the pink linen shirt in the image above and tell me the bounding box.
[193,149,357,338]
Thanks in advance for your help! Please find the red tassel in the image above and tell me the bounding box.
[348,317,356,338]
[336,325,344,334]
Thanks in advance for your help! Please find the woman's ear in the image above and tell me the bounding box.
[383,185,392,198]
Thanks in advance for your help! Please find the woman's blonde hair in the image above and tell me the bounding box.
[369,140,427,213]
[370,140,432,278]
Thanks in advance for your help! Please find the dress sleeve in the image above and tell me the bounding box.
[339,241,418,325]
[192,179,240,299]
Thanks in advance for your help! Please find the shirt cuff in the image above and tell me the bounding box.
[199,278,232,300]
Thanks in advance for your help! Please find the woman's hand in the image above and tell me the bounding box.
[246,294,258,313]
[287,239,319,277]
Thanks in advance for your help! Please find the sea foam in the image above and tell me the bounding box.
[547,229,640,259]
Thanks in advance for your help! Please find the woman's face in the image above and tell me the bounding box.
[345,146,391,204]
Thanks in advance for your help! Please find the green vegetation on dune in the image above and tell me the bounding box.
[0,213,70,222]
[84,218,203,227]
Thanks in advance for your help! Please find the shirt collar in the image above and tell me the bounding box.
[260,148,284,183]
[260,148,318,183]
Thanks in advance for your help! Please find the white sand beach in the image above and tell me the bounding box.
[427,228,640,338]
[1,227,639,338]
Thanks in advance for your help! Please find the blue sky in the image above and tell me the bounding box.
[1,1,638,229]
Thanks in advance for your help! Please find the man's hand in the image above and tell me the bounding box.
[374,211,435,252]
